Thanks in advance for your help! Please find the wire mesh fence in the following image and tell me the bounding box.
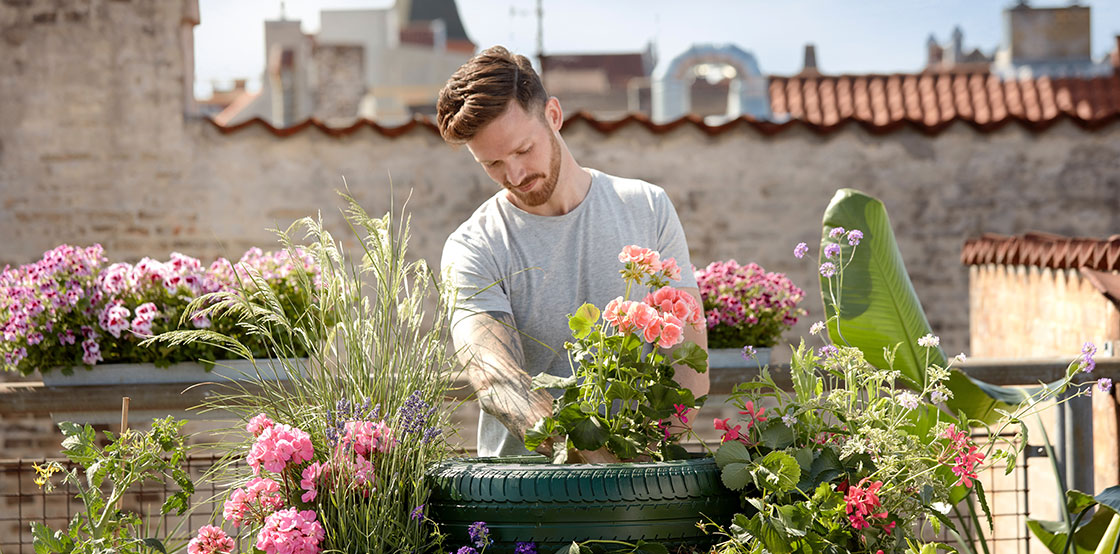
[1,441,1047,553]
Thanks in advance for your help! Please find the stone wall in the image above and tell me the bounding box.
[4,0,1120,473]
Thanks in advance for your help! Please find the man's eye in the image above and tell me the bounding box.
[517,147,531,155]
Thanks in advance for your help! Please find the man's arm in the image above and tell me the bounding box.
[672,286,710,399]
[452,311,555,449]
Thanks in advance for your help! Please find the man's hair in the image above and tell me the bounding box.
[437,46,548,144]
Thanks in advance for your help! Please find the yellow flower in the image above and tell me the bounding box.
[32,461,61,492]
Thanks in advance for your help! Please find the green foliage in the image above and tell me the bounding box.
[526,251,708,462]
[818,188,1009,424]
[31,417,194,554]
[150,191,461,553]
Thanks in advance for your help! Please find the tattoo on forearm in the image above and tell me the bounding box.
[453,311,552,440]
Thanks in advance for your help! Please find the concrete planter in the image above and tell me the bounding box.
[707,347,771,368]
[40,358,306,387]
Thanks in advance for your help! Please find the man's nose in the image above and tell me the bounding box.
[506,162,526,186]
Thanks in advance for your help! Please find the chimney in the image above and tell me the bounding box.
[1113,35,1120,75]
[798,44,820,76]
[803,44,817,71]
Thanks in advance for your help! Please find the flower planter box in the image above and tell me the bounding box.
[708,347,771,369]
[40,358,306,387]
[426,455,738,553]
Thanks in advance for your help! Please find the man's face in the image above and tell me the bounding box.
[466,101,562,208]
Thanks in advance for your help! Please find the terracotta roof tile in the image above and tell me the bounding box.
[211,71,1120,138]
[962,232,1120,271]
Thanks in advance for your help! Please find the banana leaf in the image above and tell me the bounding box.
[818,188,1008,423]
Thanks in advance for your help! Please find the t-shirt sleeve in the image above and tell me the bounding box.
[441,230,513,329]
[653,188,699,289]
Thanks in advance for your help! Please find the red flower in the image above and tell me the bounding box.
[844,478,888,530]
[738,401,767,430]
[713,417,748,444]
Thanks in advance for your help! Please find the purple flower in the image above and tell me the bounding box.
[793,242,809,259]
[824,244,841,259]
[741,345,757,360]
[818,345,839,359]
[410,504,425,520]
[1099,378,1113,393]
[819,262,837,278]
[515,542,538,554]
[456,548,478,554]
[468,521,492,549]
[1080,342,1097,373]
[847,230,864,246]
[399,390,437,434]
[828,227,846,239]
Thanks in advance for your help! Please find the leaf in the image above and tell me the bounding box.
[741,513,794,554]
[142,538,168,554]
[531,373,577,391]
[759,420,795,450]
[715,440,752,469]
[807,447,845,489]
[1097,485,1120,515]
[524,418,557,450]
[568,416,608,451]
[669,342,708,372]
[568,303,600,339]
[605,380,638,402]
[721,462,753,491]
[820,189,1010,424]
[1068,489,1099,515]
[753,451,801,493]
[632,541,670,554]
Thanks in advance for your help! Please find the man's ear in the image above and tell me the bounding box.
[544,97,563,131]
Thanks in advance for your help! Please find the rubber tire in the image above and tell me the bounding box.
[426,455,739,552]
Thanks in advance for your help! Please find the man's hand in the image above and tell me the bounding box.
[568,446,621,464]
[452,311,554,446]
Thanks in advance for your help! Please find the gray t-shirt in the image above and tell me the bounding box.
[441,168,697,456]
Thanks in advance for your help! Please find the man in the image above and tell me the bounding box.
[437,46,707,459]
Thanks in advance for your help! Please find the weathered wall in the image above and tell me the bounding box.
[969,265,1120,358]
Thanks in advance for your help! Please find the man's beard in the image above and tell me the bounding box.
[504,132,561,207]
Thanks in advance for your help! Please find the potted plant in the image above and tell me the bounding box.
[694,259,806,368]
[0,244,322,385]
[159,196,469,554]
[426,245,740,551]
[700,227,1104,553]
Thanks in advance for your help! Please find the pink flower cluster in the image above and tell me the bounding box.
[340,420,394,458]
[604,297,688,348]
[248,423,315,475]
[188,525,235,554]
[941,424,985,488]
[1,244,322,375]
[618,245,682,283]
[223,477,285,526]
[694,260,806,347]
[256,508,325,554]
[713,401,767,444]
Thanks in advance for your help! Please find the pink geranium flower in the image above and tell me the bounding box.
[188,525,235,554]
[247,423,314,475]
[256,508,325,554]
[223,477,284,527]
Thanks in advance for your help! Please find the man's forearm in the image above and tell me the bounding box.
[453,311,553,440]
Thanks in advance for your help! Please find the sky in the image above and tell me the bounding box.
[193,0,1120,98]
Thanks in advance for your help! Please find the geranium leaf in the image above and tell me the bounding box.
[669,342,708,372]
[568,303,600,339]
[569,416,608,451]
[715,441,752,468]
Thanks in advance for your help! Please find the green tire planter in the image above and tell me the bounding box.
[426,455,738,552]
